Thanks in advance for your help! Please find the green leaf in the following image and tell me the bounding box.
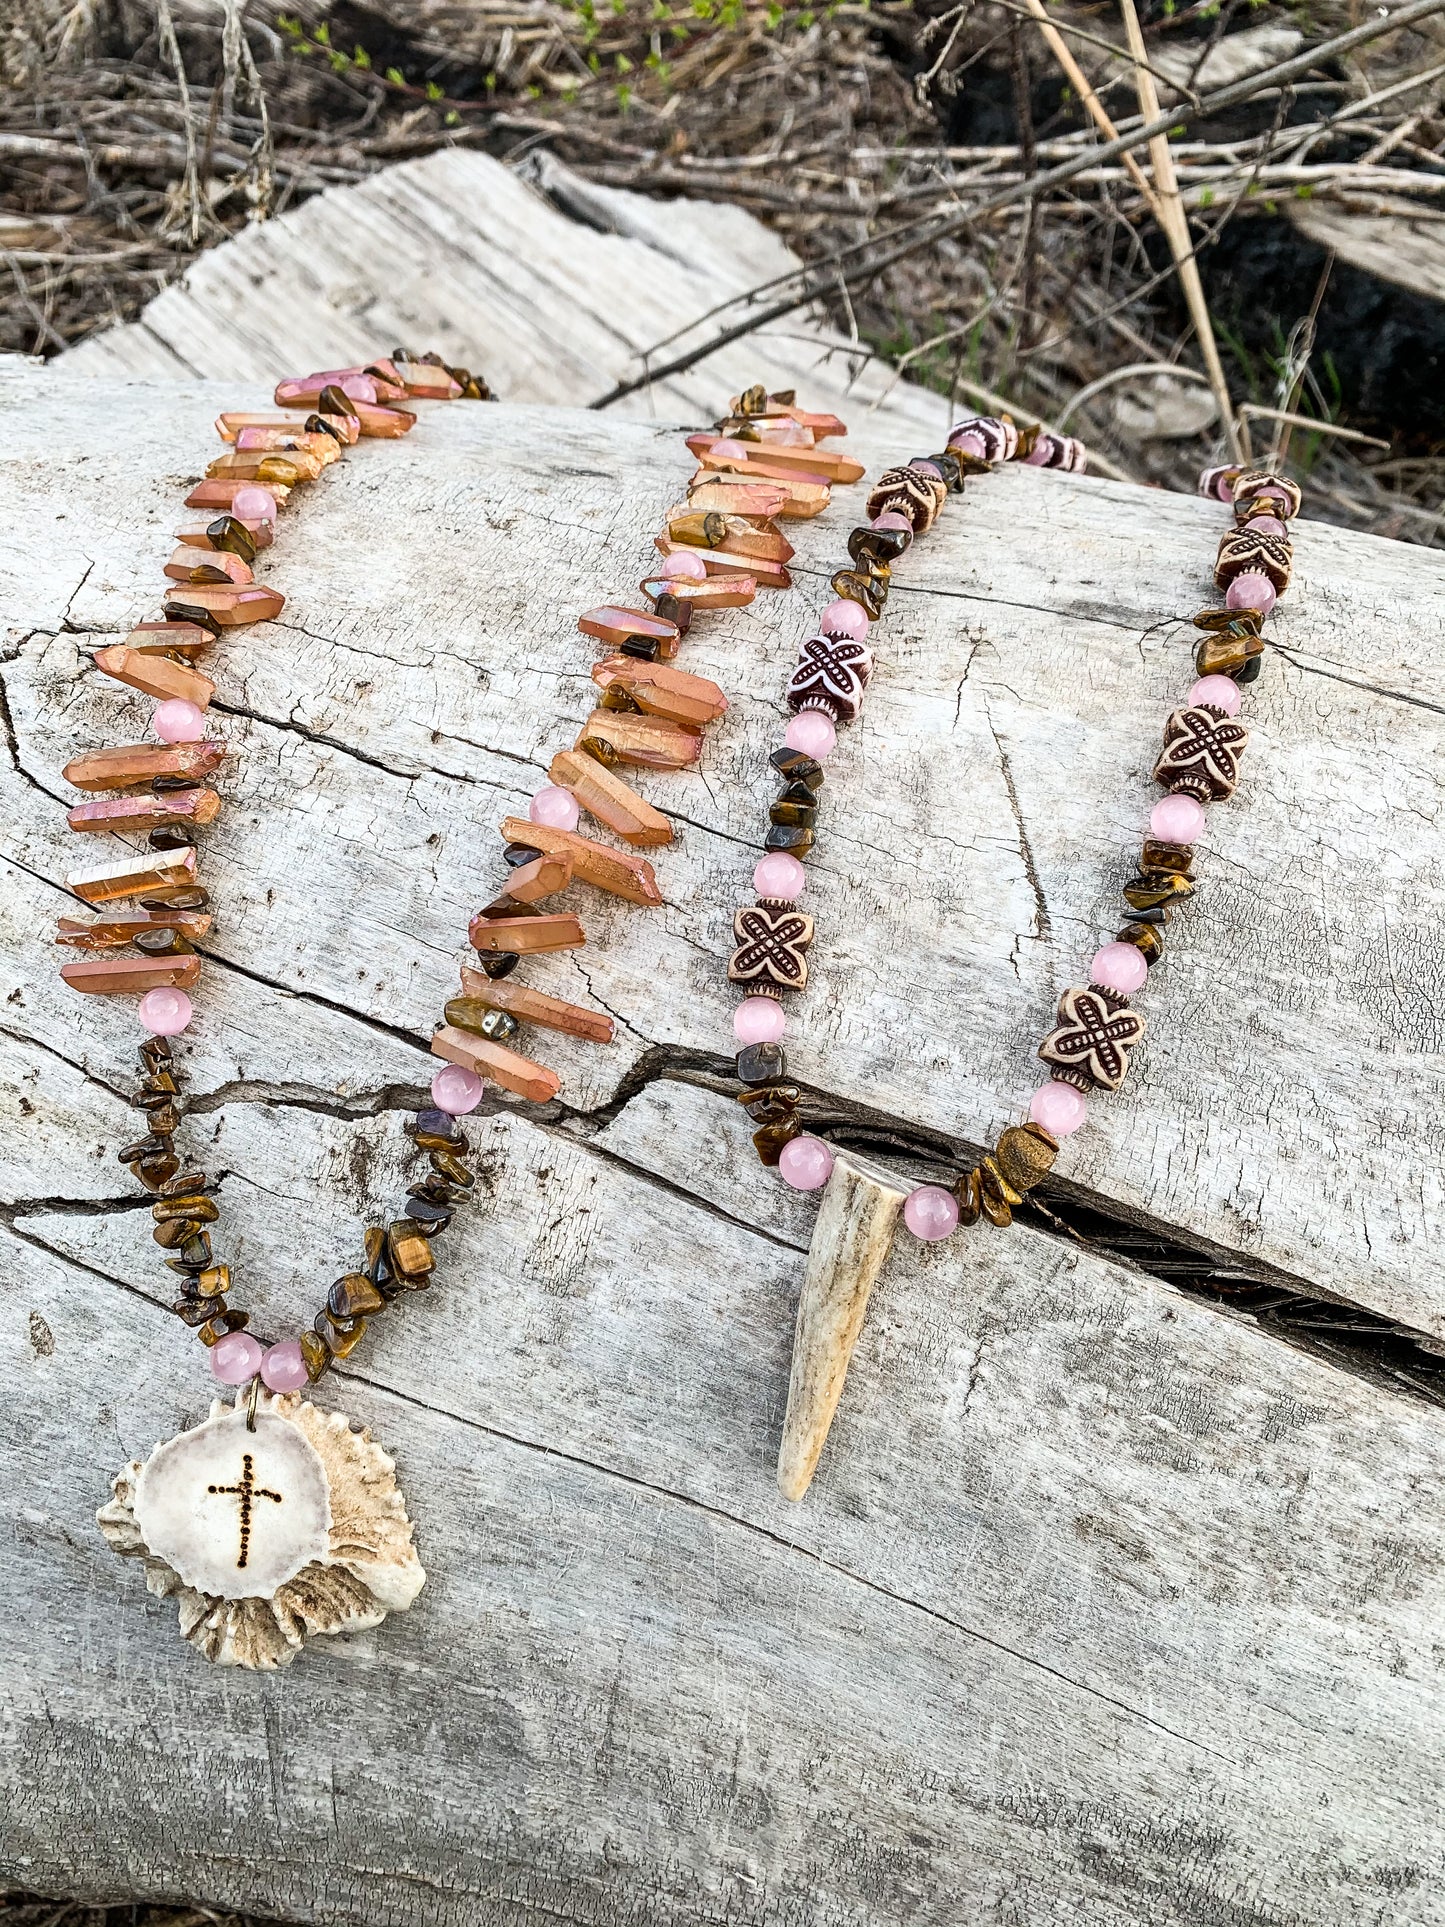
[615,50,633,70]
[444,108,460,124]
[385,65,404,83]
[312,19,329,42]
[425,78,444,98]
[352,43,370,67]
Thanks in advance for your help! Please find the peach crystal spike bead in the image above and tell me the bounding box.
[469,911,585,955]
[164,546,253,586]
[216,411,359,445]
[57,911,212,949]
[503,853,574,903]
[498,818,663,906]
[591,657,728,727]
[233,428,343,464]
[684,480,789,518]
[687,435,864,485]
[185,480,290,512]
[67,847,197,904]
[457,967,614,1044]
[547,751,672,848]
[207,449,324,484]
[687,467,828,518]
[575,709,702,771]
[113,622,215,656]
[92,648,216,709]
[430,1027,560,1105]
[67,788,221,835]
[578,607,680,659]
[665,509,795,564]
[639,575,757,612]
[654,539,790,589]
[163,584,284,626]
[61,953,202,995]
[62,741,224,791]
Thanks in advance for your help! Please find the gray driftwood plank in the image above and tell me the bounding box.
[2,366,1444,1922]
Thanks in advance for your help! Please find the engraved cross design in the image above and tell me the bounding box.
[207,1451,282,1570]
[1041,988,1146,1092]
[729,905,814,991]
[787,632,872,720]
[1155,706,1248,797]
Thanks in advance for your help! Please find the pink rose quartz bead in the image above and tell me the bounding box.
[231,485,278,523]
[432,1063,484,1116]
[904,1184,959,1242]
[1029,1080,1088,1138]
[1151,794,1206,845]
[872,511,913,533]
[139,986,192,1035]
[1189,674,1243,716]
[950,431,986,460]
[1226,571,1276,615]
[779,1135,834,1191]
[711,437,751,459]
[819,598,869,641]
[260,1340,310,1393]
[152,699,207,744]
[1091,942,1149,996]
[785,711,836,759]
[754,851,806,900]
[529,785,581,831]
[662,551,709,581]
[911,459,943,478]
[1246,514,1287,540]
[733,997,787,1045]
[211,1331,264,1386]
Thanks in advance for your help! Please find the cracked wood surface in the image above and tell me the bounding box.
[3,365,1445,1923]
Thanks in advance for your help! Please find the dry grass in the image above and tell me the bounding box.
[4,0,1445,535]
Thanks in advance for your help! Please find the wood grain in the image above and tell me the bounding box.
[2,364,1445,1922]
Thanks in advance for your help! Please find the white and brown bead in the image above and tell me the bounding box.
[1232,470,1302,519]
[1215,526,1292,593]
[1025,430,1087,472]
[947,415,1018,463]
[1154,705,1249,802]
[1198,464,1244,503]
[786,630,873,723]
[864,464,948,533]
[1038,986,1146,1093]
[729,903,815,993]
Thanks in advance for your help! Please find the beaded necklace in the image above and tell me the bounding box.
[77,353,507,1667]
[733,417,1298,1499]
[80,370,858,1665]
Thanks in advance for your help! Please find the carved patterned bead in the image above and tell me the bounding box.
[1024,429,1086,472]
[947,415,1017,463]
[1154,705,1249,802]
[1215,527,1292,593]
[785,631,873,723]
[1232,470,1302,519]
[728,904,815,993]
[864,464,948,532]
[1038,986,1146,1092]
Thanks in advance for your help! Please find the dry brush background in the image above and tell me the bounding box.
[5,0,1445,532]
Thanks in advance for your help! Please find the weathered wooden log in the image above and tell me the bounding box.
[3,362,1445,1924]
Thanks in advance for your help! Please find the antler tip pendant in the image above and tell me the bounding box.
[777,1149,910,1503]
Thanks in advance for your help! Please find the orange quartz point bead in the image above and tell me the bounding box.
[497,817,663,907]
[92,646,216,708]
[591,656,728,727]
[578,606,681,656]
[164,544,253,586]
[456,967,614,1044]
[62,740,225,791]
[163,584,284,626]
[61,953,202,995]
[547,751,672,848]
[66,788,221,834]
[430,1026,561,1105]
